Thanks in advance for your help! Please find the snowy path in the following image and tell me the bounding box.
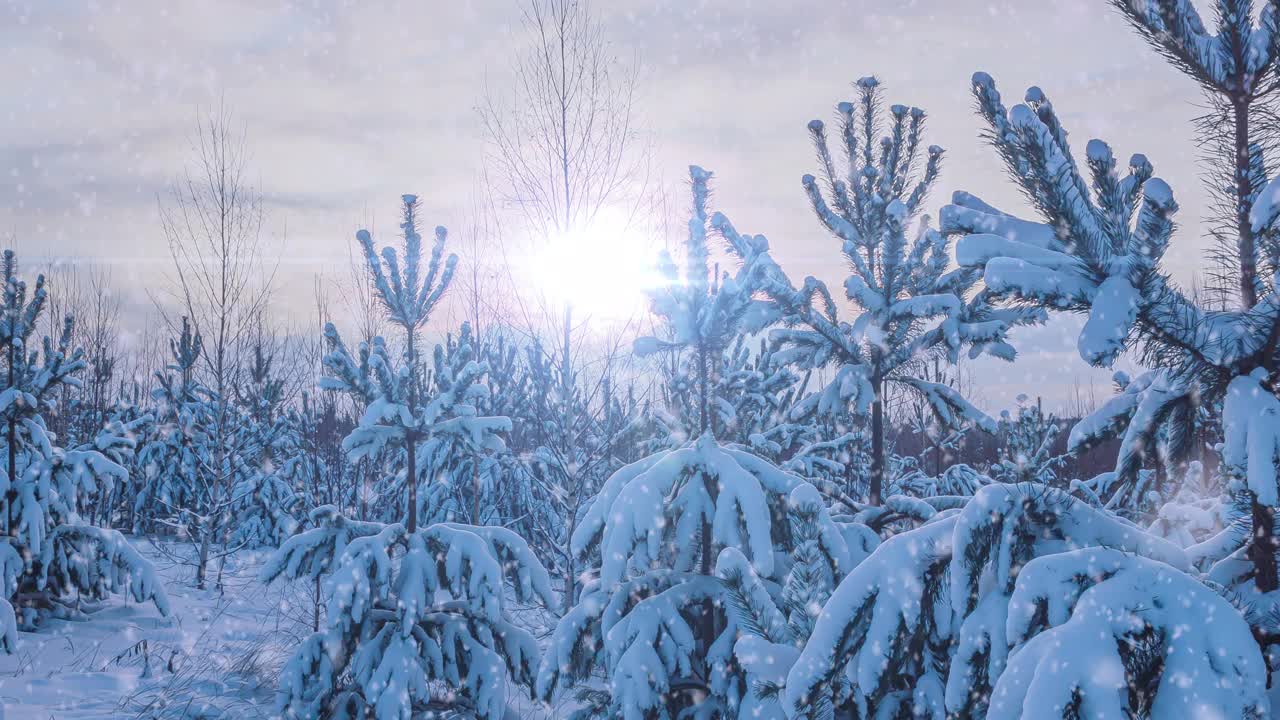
[0,540,309,720]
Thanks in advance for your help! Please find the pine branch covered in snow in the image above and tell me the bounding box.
[942,27,1280,590]
[989,549,1266,719]
[780,483,1217,719]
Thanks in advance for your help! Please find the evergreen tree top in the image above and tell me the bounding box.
[634,165,775,359]
[356,194,457,335]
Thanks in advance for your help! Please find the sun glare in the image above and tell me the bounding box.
[529,211,660,322]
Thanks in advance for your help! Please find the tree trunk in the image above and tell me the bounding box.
[560,307,576,617]
[1252,497,1279,593]
[196,523,212,590]
[1233,97,1277,591]
[697,346,709,439]
[698,487,715,653]
[869,377,885,506]
[357,458,368,521]
[695,341,719,662]
[472,453,481,524]
[1235,97,1259,309]
[215,546,227,594]
[405,432,418,534]
[563,514,577,615]
[198,425,228,590]
[313,574,322,632]
[405,329,418,534]
[6,340,15,534]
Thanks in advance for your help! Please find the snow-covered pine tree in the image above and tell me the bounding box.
[278,390,347,516]
[939,0,1280,593]
[0,250,168,647]
[715,77,1040,505]
[228,339,302,547]
[262,506,555,719]
[344,194,457,533]
[52,413,135,526]
[136,317,265,587]
[783,418,872,501]
[887,456,991,500]
[228,458,300,548]
[650,332,794,450]
[322,320,510,527]
[234,339,286,427]
[718,338,803,449]
[714,482,868,719]
[87,401,153,529]
[471,330,531,529]
[261,196,549,719]
[990,394,1066,486]
[705,337,878,503]
[133,316,205,536]
[537,166,866,719]
[636,252,872,505]
[516,319,641,615]
[416,324,514,526]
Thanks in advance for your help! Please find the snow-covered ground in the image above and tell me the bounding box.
[0,538,565,720]
[0,541,309,719]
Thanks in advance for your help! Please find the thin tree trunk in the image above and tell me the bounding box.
[563,514,577,615]
[406,330,418,534]
[1235,98,1259,310]
[6,339,14,533]
[695,341,718,667]
[698,341,712,568]
[1231,96,1280,591]
[472,455,481,524]
[870,377,885,507]
[560,307,577,615]
[313,574,322,632]
[196,521,212,590]
[1252,498,1278,593]
[405,433,418,533]
[697,345,709,438]
[358,458,368,522]
[216,545,227,594]
[197,419,227,590]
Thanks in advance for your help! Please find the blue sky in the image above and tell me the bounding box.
[0,0,1220,412]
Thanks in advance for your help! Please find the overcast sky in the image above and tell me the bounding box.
[0,1,1220,412]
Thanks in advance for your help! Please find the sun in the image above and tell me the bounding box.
[528,209,660,322]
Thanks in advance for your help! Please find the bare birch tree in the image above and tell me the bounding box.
[480,0,646,241]
[478,0,653,610]
[158,103,277,589]
[80,268,121,426]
